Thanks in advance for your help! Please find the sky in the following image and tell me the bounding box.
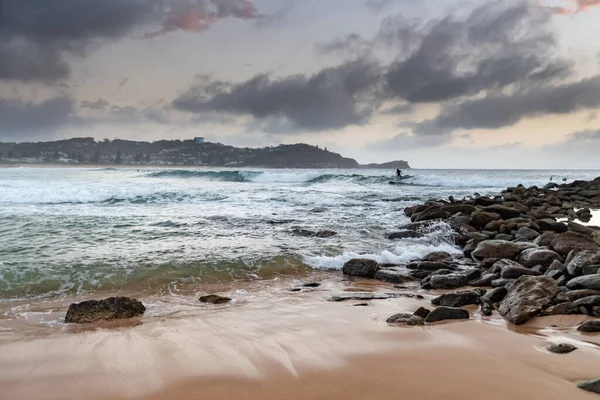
[1,0,600,168]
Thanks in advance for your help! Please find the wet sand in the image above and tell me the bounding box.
[1,275,599,400]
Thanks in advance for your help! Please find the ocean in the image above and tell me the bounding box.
[0,167,599,315]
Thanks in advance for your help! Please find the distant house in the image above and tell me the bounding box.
[194,137,205,144]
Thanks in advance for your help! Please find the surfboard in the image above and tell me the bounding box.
[388,175,412,184]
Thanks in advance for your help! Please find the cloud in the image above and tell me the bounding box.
[384,1,570,103]
[316,34,371,58]
[366,131,453,150]
[0,0,263,82]
[173,60,383,132]
[365,0,418,12]
[541,0,600,14]
[80,98,111,110]
[0,97,74,139]
[414,75,600,134]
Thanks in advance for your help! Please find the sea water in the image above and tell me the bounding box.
[0,167,598,305]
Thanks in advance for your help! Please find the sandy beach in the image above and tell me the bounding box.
[1,275,599,400]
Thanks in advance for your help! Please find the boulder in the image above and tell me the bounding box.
[495,234,514,241]
[463,268,482,281]
[342,259,380,278]
[518,248,562,268]
[386,313,425,326]
[431,289,485,307]
[547,343,577,354]
[482,287,508,303]
[470,273,500,287]
[407,261,453,271]
[199,295,232,304]
[413,307,431,319]
[573,296,600,314]
[472,240,519,260]
[534,232,556,247]
[470,211,502,229]
[541,302,579,316]
[374,268,412,284]
[421,273,469,290]
[577,379,600,394]
[422,251,454,263]
[387,230,423,240]
[567,274,600,291]
[492,278,516,289]
[480,301,493,316]
[441,204,477,215]
[65,297,146,324]
[577,321,600,332]
[501,265,541,279]
[412,206,451,222]
[498,276,559,325]
[425,306,470,323]
[551,231,599,257]
[566,289,600,302]
[473,197,498,207]
[484,205,521,219]
[567,250,600,277]
[537,219,568,233]
[331,293,394,302]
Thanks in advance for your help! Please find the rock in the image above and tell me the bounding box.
[407,261,452,271]
[342,259,380,278]
[421,251,454,263]
[313,230,338,238]
[353,303,369,307]
[471,273,500,287]
[547,343,577,354]
[374,268,412,284]
[577,321,600,332]
[567,274,600,291]
[472,240,519,260]
[412,206,451,222]
[566,289,600,302]
[534,232,556,247]
[302,282,321,288]
[482,287,508,303]
[292,228,315,237]
[498,276,559,325]
[568,221,595,236]
[470,211,502,229]
[546,259,566,273]
[441,204,477,215]
[474,197,498,206]
[501,265,542,279]
[421,273,468,290]
[567,250,600,277]
[431,289,485,307]
[573,296,600,313]
[492,278,516,289]
[495,234,514,241]
[537,219,568,233]
[577,379,600,394]
[414,307,431,319]
[310,207,328,213]
[65,297,146,323]
[200,294,232,304]
[515,242,538,252]
[331,293,394,302]
[425,306,470,323]
[481,301,493,316]
[484,205,521,219]
[518,248,562,268]
[387,230,423,240]
[386,313,425,326]
[541,302,579,316]
[463,268,481,281]
[543,182,560,189]
[551,231,599,257]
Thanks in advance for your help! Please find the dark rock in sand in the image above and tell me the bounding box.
[567,250,600,277]
[431,289,485,307]
[482,287,508,304]
[65,297,146,323]
[386,313,425,326]
[200,294,232,304]
[387,230,423,240]
[518,248,562,268]
[421,273,469,290]
[313,230,338,238]
[566,289,600,302]
[414,307,431,319]
[484,205,521,219]
[374,268,413,284]
[547,343,577,354]
[470,211,502,229]
[472,240,520,260]
[541,302,580,316]
[342,259,380,278]
[551,231,599,257]
[425,306,470,323]
[480,300,493,316]
[470,273,501,287]
[303,282,321,288]
[566,274,600,291]
[498,275,559,325]
[331,293,394,302]
[577,379,600,394]
[537,219,568,233]
[577,321,600,332]
[501,265,541,279]
[573,296,600,313]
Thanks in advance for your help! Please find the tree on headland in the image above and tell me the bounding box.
[145,153,151,163]
[115,150,122,164]
[93,150,101,163]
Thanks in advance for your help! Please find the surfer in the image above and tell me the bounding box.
[396,169,402,179]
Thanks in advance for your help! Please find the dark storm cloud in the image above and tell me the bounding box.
[0,0,263,82]
[0,97,74,138]
[173,60,382,132]
[384,1,570,103]
[366,131,452,151]
[316,34,371,58]
[414,75,600,135]
[80,98,111,110]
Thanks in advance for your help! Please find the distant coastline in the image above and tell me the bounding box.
[0,138,410,170]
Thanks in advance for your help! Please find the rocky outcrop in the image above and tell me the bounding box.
[65,297,146,324]
[498,276,559,325]
[342,259,380,278]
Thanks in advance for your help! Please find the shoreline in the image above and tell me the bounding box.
[2,176,600,399]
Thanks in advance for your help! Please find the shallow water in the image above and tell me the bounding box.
[0,167,598,310]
